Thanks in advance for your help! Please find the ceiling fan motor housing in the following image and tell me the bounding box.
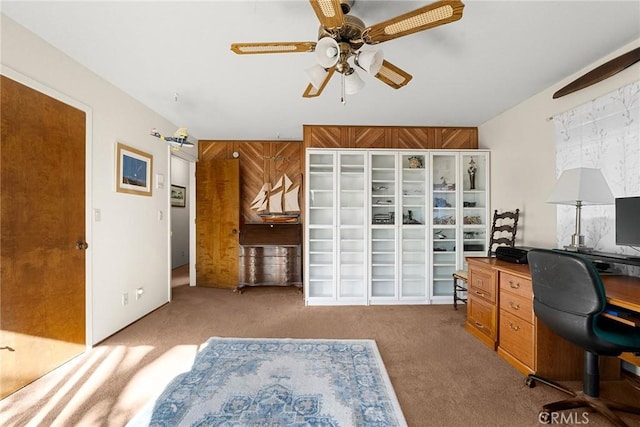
[317,15,365,51]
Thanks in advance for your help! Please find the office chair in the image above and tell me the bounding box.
[526,249,640,426]
[453,209,520,310]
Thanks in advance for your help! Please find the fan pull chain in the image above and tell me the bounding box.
[341,73,346,105]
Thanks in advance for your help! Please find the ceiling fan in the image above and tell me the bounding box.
[230,0,465,100]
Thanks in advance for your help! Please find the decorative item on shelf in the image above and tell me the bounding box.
[149,93,194,151]
[434,215,455,225]
[372,185,389,192]
[408,156,424,169]
[374,199,393,205]
[434,197,451,207]
[373,212,395,224]
[403,210,422,224]
[250,173,300,223]
[467,157,477,190]
[463,201,476,207]
[433,176,448,190]
[546,167,614,251]
[463,215,482,224]
[434,230,447,239]
[150,127,194,150]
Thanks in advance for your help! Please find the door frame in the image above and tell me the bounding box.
[168,149,198,295]
[1,65,94,348]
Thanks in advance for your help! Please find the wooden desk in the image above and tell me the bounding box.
[465,258,640,380]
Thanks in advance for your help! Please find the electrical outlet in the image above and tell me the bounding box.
[136,287,144,301]
[122,292,128,306]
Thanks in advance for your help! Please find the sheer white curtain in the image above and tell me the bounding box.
[553,80,640,254]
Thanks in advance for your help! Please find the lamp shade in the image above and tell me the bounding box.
[355,49,384,75]
[546,167,614,205]
[305,64,329,90]
[344,70,364,95]
[315,37,340,68]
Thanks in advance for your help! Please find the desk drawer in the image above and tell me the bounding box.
[467,296,496,340]
[499,310,534,369]
[500,272,532,299]
[469,267,495,303]
[500,290,534,323]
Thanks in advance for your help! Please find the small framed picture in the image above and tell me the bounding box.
[171,184,186,207]
[116,142,153,196]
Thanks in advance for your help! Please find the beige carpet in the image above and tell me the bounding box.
[1,285,639,427]
[171,264,189,288]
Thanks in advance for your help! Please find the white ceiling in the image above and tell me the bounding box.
[2,1,639,141]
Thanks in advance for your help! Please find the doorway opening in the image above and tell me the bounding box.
[170,154,196,289]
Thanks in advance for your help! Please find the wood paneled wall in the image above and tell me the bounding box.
[200,125,477,224]
[303,124,478,150]
[199,140,303,224]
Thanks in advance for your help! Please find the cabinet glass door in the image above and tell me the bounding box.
[400,154,427,298]
[370,153,397,299]
[431,153,458,299]
[306,152,335,299]
[338,153,366,301]
[461,153,488,267]
[371,153,396,226]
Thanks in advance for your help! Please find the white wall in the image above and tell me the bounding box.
[1,15,198,344]
[480,38,640,248]
[170,155,190,268]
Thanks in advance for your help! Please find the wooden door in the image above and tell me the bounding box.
[0,76,86,398]
[196,159,240,288]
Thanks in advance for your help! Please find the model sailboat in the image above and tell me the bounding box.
[250,174,300,222]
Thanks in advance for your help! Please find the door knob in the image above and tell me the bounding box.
[231,229,238,234]
[76,241,89,250]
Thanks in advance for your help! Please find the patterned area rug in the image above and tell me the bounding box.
[127,337,407,426]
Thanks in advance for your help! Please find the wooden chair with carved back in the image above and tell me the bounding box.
[453,209,520,310]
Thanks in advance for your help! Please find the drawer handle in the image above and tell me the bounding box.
[509,301,520,310]
[508,321,520,332]
[509,280,520,289]
[474,321,484,330]
[475,291,485,296]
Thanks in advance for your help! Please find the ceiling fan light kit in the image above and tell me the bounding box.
[315,36,340,67]
[344,70,365,95]
[306,64,330,90]
[355,50,384,75]
[230,0,465,100]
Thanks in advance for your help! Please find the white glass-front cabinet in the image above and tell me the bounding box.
[306,150,368,305]
[306,152,336,302]
[368,152,428,304]
[460,153,489,266]
[429,151,490,302]
[369,152,398,302]
[337,153,367,303]
[430,153,459,301]
[399,154,427,301]
[305,148,488,306]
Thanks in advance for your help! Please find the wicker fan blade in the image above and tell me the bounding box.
[231,42,316,55]
[309,0,345,30]
[375,60,413,89]
[362,0,464,44]
[303,67,336,98]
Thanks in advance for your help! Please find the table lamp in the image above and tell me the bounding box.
[547,167,614,251]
